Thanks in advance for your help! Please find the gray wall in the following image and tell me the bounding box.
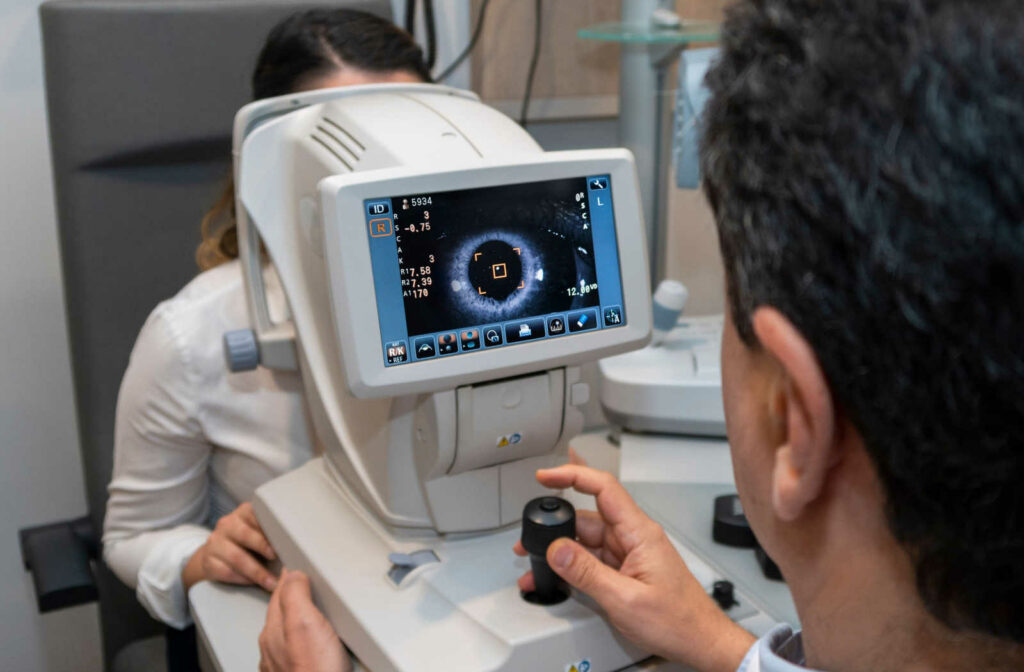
[0,1,104,670]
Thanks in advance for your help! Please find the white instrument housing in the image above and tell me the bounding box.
[231,84,653,672]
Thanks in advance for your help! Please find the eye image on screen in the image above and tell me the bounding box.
[393,177,601,337]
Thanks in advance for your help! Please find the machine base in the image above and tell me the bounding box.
[253,458,648,672]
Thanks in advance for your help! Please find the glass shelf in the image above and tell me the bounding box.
[578,20,720,44]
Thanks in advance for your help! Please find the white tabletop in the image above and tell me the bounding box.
[188,431,787,672]
[189,580,692,672]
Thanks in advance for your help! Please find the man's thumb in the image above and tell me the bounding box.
[547,538,630,604]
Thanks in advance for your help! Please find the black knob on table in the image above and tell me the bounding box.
[521,496,575,605]
[712,494,758,548]
[755,546,785,582]
[711,580,738,610]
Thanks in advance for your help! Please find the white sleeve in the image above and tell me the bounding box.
[102,303,213,629]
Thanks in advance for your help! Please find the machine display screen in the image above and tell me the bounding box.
[363,175,626,366]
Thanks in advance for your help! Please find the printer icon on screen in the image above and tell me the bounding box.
[505,318,545,344]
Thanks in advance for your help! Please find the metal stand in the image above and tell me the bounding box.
[579,3,719,287]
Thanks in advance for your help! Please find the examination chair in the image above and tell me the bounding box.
[20,1,391,670]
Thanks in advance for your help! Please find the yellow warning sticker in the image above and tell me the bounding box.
[497,436,509,447]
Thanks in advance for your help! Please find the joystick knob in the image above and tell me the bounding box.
[521,496,575,605]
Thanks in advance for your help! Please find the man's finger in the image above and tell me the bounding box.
[599,546,624,570]
[519,540,620,594]
[264,569,286,640]
[512,540,527,556]
[575,510,607,548]
[279,570,334,646]
[278,570,315,619]
[547,538,635,611]
[568,446,589,466]
[260,570,287,672]
[535,465,646,528]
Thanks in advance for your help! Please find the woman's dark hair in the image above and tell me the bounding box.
[701,0,1024,644]
[197,8,430,270]
[252,8,431,99]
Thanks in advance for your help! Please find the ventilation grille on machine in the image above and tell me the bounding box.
[310,116,366,171]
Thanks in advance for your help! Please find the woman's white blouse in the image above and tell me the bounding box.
[102,260,315,628]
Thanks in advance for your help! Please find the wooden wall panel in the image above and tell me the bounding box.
[469,0,732,119]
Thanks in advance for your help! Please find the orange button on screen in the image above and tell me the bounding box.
[369,218,393,237]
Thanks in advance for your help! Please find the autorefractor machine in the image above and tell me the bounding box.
[224,83,653,672]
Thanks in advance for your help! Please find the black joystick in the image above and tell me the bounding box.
[521,496,575,605]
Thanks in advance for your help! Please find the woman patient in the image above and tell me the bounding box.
[102,8,430,630]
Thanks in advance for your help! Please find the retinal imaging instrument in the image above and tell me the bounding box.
[225,83,652,672]
[215,78,796,672]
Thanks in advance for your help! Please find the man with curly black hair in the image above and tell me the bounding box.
[259,1,1024,670]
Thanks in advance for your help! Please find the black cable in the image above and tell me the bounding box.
[423,0,438,71]
[404,0,415,32]
[435,0,493,83]
[518,0,543,126]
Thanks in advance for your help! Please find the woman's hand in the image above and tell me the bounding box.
[182,501,278,592]
[259,569,350,672]
[513,465,755,672]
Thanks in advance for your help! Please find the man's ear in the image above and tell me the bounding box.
[752,307,839,522]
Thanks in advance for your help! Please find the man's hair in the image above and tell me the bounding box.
[700,0,1024,642]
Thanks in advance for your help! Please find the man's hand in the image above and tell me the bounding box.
[513,465,755,672]
[182,502,278,591]
[259,569,350,672]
